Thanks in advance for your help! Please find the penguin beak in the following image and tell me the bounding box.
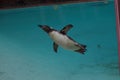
[38,25,43,28]
[38,25,52,33]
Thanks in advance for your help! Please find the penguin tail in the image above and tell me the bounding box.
[81,44,86,48]
[75,44,87,54]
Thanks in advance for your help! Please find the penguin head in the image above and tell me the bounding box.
[38,25,53,33]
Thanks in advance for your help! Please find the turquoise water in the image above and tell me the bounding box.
[0,1,119,80]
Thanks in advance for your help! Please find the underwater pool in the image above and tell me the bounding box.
[0,1,119,80]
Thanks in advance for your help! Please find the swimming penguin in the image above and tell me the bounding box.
[38,24,87,54]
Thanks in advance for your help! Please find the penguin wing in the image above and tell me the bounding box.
[53,42,58,53]
[60,24,73,34]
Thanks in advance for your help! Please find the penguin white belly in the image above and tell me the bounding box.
[49,31,79,50]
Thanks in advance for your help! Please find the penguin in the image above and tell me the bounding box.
[38,24,87,54]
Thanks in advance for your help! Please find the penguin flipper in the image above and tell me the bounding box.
[60,24,73,34]
[53,42,58,53]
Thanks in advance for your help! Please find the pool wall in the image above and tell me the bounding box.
[114,0,120,70]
